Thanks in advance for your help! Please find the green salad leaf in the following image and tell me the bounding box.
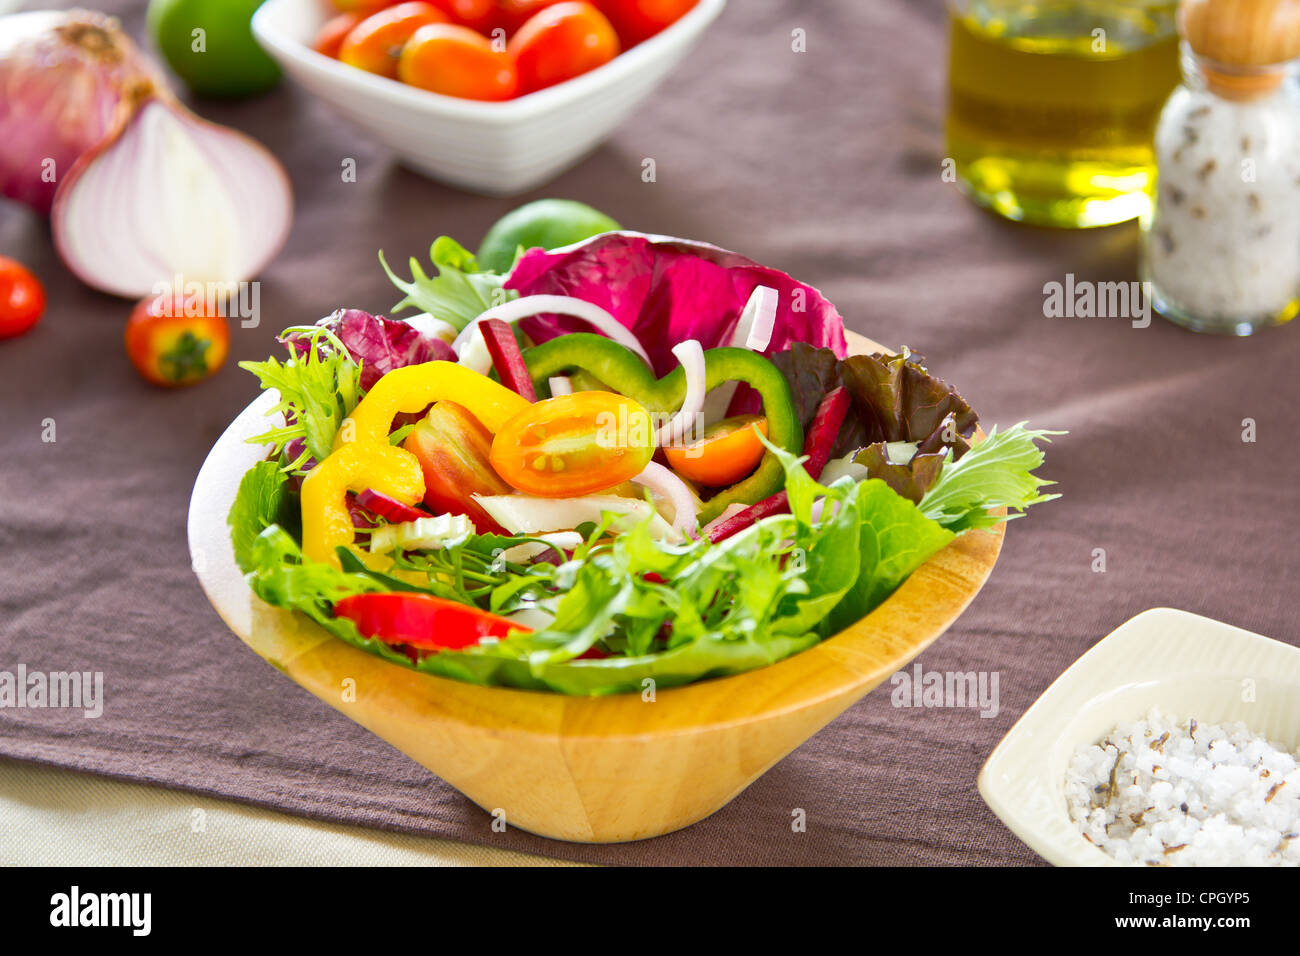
[920,423,1063,532]
[238,326,361,470]
[227,461,292,575]
[379,237,517,332]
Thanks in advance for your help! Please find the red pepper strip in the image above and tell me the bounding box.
[706,387,850,543]
[480,318,537,402]
[356,488,430,524]
[334,593,529,650]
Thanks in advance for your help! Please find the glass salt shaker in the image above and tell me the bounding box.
[1141,0,1300,334]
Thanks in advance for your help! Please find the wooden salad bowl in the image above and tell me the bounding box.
[188,331,1005,843]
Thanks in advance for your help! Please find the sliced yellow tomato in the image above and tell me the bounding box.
[490,391,655,497]
[663,415,768,487]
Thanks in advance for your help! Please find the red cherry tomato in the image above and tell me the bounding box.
[314,12,366,58]
[339,2,450,79]
[497,0,567,33]
[594,0,695,47]
[427,0,502,33]
[398,23,518,99]
[334,592,528,650]
[0,257,45,340]
[330,0,397,13]
[508,1,620,94]
[124,292,229,387]
[403,400,514,532]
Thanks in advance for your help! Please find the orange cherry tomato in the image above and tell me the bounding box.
[490,391,655,497]
[663,415,768,487]
[0,256,46,340]
[508,1,619,94]
[593,0,695,47]
[339,2,450,79]
[398,23,518,99]
[124,292,229,388]
[314,12,366,58]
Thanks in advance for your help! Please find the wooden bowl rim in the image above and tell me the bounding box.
[189,332,1004,740]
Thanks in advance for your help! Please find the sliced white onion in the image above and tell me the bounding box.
[473,494,682,543]
[630,461,700,536]
[499,531,583,564]
[369,513,475,554]
[744,285,778,351]
[885,441,920,465]
[547,375,573,396]
[505,607,556,630]
[701,285,778,422]
[453,294,653,374]
[52,98,292,298]
[820,453,871,485]
[656,340,706,447]
[403,312,460,345]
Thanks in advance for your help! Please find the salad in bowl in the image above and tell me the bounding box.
[227,231,1058,696]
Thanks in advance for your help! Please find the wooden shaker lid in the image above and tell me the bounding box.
[1179,0,1300,98]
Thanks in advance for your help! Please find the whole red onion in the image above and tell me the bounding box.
[0,9,161,214]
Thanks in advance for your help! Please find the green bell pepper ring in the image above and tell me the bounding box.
[520,334,803,522]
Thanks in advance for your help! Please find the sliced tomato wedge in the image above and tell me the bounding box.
[663,414,768,487]
[334,593,528,650]
[403,400,512,533]
[490,391,655,497]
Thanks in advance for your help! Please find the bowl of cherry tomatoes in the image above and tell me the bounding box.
[252,0,724,194]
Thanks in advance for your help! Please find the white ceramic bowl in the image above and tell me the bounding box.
[251,0,726,195]
[979,607,1300,866]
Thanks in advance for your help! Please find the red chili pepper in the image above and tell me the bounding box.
[480,317,537,401]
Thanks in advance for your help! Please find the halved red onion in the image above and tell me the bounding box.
[453,295,652,374]
[51,98,293,298]
[0,10,160,214]
[631,461,700,536]
[655,340,706,447]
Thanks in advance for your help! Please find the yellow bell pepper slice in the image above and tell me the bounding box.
[336,362,531,448]
[300,442,425,568]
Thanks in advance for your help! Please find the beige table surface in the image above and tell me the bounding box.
[0,759,575,867]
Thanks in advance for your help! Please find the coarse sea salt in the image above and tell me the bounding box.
[1065,708,1300,867]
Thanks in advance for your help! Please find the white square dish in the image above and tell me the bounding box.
[251,0,726,195]
[979,607,1300,866]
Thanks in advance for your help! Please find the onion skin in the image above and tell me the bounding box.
[0,10,161,214]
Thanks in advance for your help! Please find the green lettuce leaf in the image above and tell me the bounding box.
[919,423,1063,532]
[227,461,292,575]
[379,237,517,332]
[238,325,361,469]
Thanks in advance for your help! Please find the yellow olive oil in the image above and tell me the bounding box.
[946,1,1181,228]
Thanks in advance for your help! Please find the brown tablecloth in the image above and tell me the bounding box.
[2,0,1296,866]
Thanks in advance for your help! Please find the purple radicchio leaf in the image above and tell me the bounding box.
[282,308,455,390]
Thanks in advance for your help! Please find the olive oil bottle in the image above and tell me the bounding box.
[946,1,1181,228]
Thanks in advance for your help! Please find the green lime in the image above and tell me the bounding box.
[147,0,281,98]
[477,200,622,274]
